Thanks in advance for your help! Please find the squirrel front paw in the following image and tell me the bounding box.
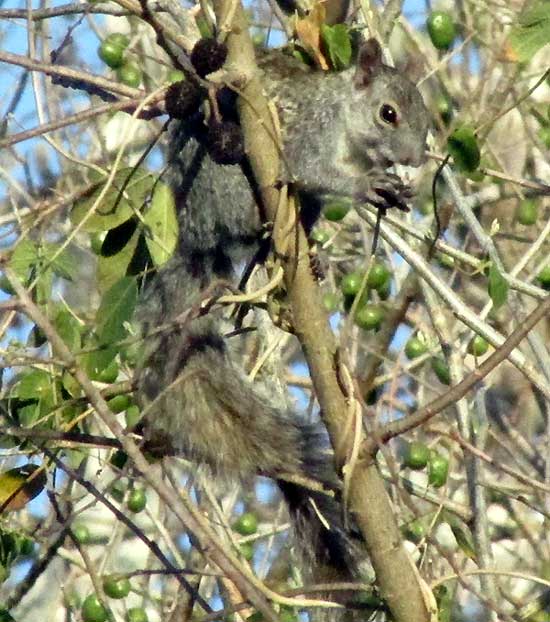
[359,172,414,212]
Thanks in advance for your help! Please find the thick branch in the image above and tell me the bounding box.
[218,6,432,622]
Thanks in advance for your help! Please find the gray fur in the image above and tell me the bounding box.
[135,38,429,614]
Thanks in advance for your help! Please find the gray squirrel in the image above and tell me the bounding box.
[135,37,429,608]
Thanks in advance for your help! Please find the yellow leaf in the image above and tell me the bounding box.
[0,464,46,512]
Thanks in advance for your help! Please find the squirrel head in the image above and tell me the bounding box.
[347,38,429,169]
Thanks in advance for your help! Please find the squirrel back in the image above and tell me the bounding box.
[165,38,429,280]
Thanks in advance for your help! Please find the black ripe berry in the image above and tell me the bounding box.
[190,39,228,78]
[207,121,244,165]
[165,81,204,120]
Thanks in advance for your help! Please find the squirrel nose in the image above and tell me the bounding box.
[404,145,427,168]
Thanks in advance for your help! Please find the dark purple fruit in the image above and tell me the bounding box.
[207,121,244,165]
[164,81,204,120]
[190,38,228,78]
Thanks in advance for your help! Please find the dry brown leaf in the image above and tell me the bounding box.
[293,2,329,70]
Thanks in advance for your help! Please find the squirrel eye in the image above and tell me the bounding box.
[380,103,398,125]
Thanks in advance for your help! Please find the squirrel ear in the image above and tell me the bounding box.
[355,38,384,88]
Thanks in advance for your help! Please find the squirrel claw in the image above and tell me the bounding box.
[372,172,414,212]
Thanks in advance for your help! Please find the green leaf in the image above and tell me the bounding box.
[33,267,52,307]
[8,243,75,302]
[0,608,16,621]
[488,263,508,309]
[447,520,476,561]
[320,24,352,70]
[54,309,82,352]
[62,371,82,398]
[144,181,178,266]
[96,276,138,346]
[43,245,77,281]
[65,449,86,470]
[509,0,550,61]
[16,370,51,400]
[433,585,453,622]
[9,240,37,280]
[17,402,40,427]
[97,229,140,293]
[81,343,118,381]
[71,167,154,232]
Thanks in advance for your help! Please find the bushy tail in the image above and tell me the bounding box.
[276,424,366,621]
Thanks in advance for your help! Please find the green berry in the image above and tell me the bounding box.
[105,33,130,49]
[354,304,383,331]
[239,542,254,561]
[103,575,131,599]
[431,357,451,385]
[466,167,485,182]
[110,481,126,503]
[468,335,489,357]
[377,277,391,300]
[167,70,185,84]
[121,340,142,367]
[98,40,125,69]
[18,537,34,556]
[448,126,480,172]
[403,519,426,543]
[73,524,91,545]
[127,488,147,513]
[0,276,15,295]
[516,199,538,226]
[279,610,298,622]
[427,11,456,50]
[233,512,258,536]
[366,262,391,290]
[435,94,452,124]
[340,271,364,297]
[352,591,382,609]
[310,228,331,245]
[81,595,109,622]
[110,449,128,470]
[537,265,550,290]
[404,336,427,360]
[97,359,119,384]
[428,451,449,488]
[117,63,142,88]
[403,441,429,470]
[125,405,142,429]
[107,394,131,413]
[127,608,149,622]
[322,292,340,313]
[323,200,351,222]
